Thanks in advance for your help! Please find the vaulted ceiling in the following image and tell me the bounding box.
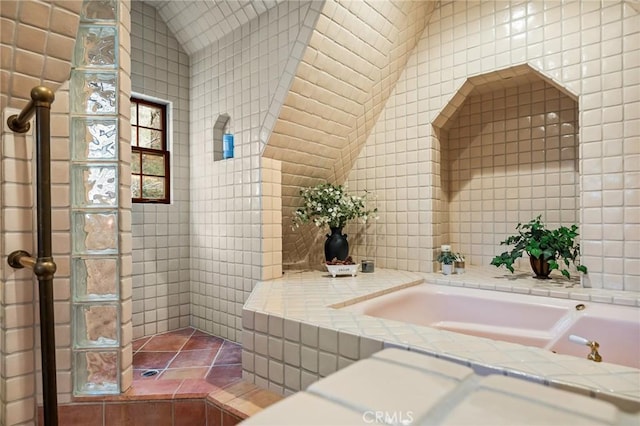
[142,0,283,55]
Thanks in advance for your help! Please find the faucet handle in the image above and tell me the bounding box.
[568,334,602,362]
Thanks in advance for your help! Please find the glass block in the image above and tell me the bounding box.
[72,165,117,207]
[74,304,119,347]
[72,257,118,301]
[74,25,117,68]
[71,71,117,114]
[71,117,117,160]
[80,0,117,22]
[74,350,119,395]
[72,211,118,254]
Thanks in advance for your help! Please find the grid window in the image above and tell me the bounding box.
[130,98,170,203]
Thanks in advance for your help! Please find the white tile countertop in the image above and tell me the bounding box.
[241,348,640,426]
[243,267,640,409]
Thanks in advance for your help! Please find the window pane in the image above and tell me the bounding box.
[138,128,162,149]
[130,104,137,125]
[142,153,165,176]
[142,176,165,199]
[131,175,140,198]
[131,151,141,173]
[138,104,162,129]
[131,128,138,146]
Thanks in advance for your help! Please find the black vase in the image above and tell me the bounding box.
[530,255,552,279]
[325,227,349,262]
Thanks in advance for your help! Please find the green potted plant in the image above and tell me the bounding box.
[490,215,588,279]
[437,246,457,275]
[292,183,377,262]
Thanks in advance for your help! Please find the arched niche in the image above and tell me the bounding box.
[432,64,580,269]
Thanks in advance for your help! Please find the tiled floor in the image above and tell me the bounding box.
[132,328,243,389]
[47,328,283,425]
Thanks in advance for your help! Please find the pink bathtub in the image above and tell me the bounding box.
[343,283,640,368]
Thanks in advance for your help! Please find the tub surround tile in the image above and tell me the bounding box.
[243,268,640,406]
[243,349,637,426]
[308,358,470,420]
[239,392,365,426]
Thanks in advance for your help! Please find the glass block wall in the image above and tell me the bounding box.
[70,0,121,395]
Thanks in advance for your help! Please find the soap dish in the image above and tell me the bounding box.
[325,263,358,277]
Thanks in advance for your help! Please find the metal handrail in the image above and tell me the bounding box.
[6,86,58,426]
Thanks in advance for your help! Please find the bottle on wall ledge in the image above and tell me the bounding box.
[223,133,234,159]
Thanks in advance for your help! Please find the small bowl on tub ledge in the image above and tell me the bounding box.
[325,257,359,277]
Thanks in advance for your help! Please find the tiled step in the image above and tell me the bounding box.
[40,380,284,426]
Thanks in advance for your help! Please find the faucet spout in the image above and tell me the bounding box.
[568,334,602,362]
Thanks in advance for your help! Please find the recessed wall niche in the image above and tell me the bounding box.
[433,65,580,270]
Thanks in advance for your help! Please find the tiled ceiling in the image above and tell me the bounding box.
[142,0,283,55]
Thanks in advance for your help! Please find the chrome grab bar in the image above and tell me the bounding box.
[6,86,58,426]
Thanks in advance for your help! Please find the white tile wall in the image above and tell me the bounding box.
[265,0,436,268]
[347,0,640,290]
[130,1,191,339]
[190,1,314,341]
[444,80,579,268]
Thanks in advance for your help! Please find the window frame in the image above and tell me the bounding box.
[130,96,171,204]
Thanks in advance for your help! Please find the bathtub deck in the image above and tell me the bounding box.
[242,267,640,409]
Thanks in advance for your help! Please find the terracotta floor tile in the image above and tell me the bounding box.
[57,403,104,426]
[142,333,191,352]
[133,369,161,381]
[225,388,285,418]
[207,381,258,406]
[132,336,151,352]
[214,343,241,365]
[222,410,243,426]
[172,327,197,336]
[175,379,219,398]
[124,379,184,399]
[133,351,176,369]
[160,367,209,380]
[183,335,224,351]
[105,401,173,426]
[206,403,223,426]
[192,329,213,337]
[174,400,206,426]
[206,364,243,388]
[169,348,219,368]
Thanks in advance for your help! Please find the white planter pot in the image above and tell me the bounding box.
[442,263,453,275]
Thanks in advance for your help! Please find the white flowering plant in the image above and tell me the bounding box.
[292,183,377,229]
